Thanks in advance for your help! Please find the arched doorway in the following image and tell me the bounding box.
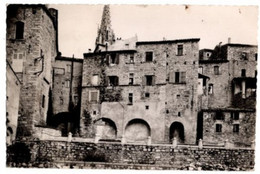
[96,118,117,139]
[169,122,185,144]
[125,119,151,143]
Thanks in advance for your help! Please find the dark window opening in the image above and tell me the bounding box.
[208,84,213,94]
[241,69,246,77]
[255,53,258,61]
[90,91,98,102]
[128,93,133,105]
[145,75,155,86]
[177,45,183,56]
[93,111,96,115]
[216,124,222,133]
[42,95,45,108]
[178,112,181,117]
[166,109,169,114]
[60,98,63,105]
[214,66,220,75]
[241,52,248,60]
[129,73,134,85]
[130,54,134,63]
[231,112,239,120]
[106,30,109,40]
[175,72,180,83]
[110,53,117,64]
[145,92,150,98]
[216,111,225,120]
[15,21,24,39]
[108,76,119,86]
[145,52,153,62]
[145,105,149,110]
[233,124,239,133]
[176,94,180,98]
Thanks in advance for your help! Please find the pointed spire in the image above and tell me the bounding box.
[95,5,115,47]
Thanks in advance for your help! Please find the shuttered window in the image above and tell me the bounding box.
[89,91,99,102]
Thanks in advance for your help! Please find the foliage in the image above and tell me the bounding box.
[7,142,31,164]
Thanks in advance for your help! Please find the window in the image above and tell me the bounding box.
[241,69,246,77]
[89,91,99,102]
[42,95,45,108]
[145,93,150,98]
[199,66,203,74]
[175,72,180,83]
[216,111,224,120]
[231,112,239,120]
[241,52,248,60]
[130,54,134,63]
[208,84,213,94]
[91,74,99,86]
[67,64,71,73]
[233,124,239,133]
[108,76,119,86]
[216,124,222,133]
[12,53,23,72]
[128,93,133,105]
[60,98,64,105]
[214,66,220,75]
[178,112,181,117]
[145,52,153,62]
[145,75,155,86]
[65,80,70,88]
[93,111,96,115]
[74,96,78,104]
[110,53,119,64]
[176,94,180,99]
[129,73,134,85]
[15,21,24,39]
[177,45,183,56]
[175,72,186,83]
[255,53,258,61]
[206,52,211,57]
[145,105,149,110]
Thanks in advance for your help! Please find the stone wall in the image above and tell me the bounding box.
[7,140,255,171]
[6,5,58,136]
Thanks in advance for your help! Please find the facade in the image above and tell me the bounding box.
[6,4,59,137]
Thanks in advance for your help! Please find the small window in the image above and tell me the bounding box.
[129,73,134,85]
[216,111,224,120]
[177,45,183,56]
[89,91,99,102]
[60,98,64,105]
[214,66,220,75]
[93,111,96,115]
[231,112,239,120]
[145,93,150,98]
[241,52,248,60]
[176,94,180,99]
[206,52,211,57]
[199,66,203,74]
[216,124,222,133]
[130,54,134,63]
[175,72,180,83]
[128,93,133,105]
[255,53,258,61]
[91,74,99,86]
[145,52,153,62]
[241,69,246,77]
[74,96,78,104]
[67,64,71,73]
[15,21,24,39]
[145,75,155,86]
[42,95,45,108]
[180,72,186,83]
[178,112,181,117]
[65,80,70,88]
[145,105,149,110]
[108,76,119,86]
[233,124,239,133]
[208,84,213,94]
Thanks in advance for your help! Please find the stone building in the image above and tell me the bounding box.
[6,4,59,137]
[6,61,21,145]
[198,43,257,147]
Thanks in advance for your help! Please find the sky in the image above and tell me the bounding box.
[49,4,258,58]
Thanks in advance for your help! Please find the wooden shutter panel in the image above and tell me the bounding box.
[180,72,186,83]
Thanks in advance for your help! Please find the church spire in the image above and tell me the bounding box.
[95,5,115,47]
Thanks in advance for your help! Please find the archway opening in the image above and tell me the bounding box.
[125,119,151,143]
[96,118,117,140]
[169,122,185,144]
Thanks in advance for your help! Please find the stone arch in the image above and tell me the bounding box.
[95,117,117,139]
[125,119,151,143]
[169,122,185,144]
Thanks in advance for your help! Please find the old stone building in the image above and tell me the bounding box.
[6,4,59,137]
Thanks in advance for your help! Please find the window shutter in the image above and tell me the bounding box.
[106,54,110,65]
[169,72,174,83]
[152,75,156,85]
[142,76,146,86]
[13,53,18,59]
[180,72,186,83]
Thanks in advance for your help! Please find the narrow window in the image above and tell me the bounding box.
[231,112,239,120]
[199,66,203,74]
[241,52,248,60]
[145,92,150,98]
[91,74,99,86]
[15,21,24,39]
[42,95,45,108]
[176,94,180,99]
[241,69,246,77]
[145,105,149,110]
[146,75,154,86]
[145,52,153,62]
[128,93,133,105]
[178,112,181,117]
[233,124,239,133]
[65,80,70,88]
[111,53,116,64]
[129,73,134,85]
[216,111,224,120]
[89,91,99,102]
[93,111,96,115]
[177,45,183,56]
[74,96,78,104]
[175,72,180,83]
[255,53,258,61]
[130,54,134,63]
[208,84,213,94]
[216,124,222,133]
[67,64,71,73]
[180,72,186,83]
[60,98,64,105]
[214,66,220,75]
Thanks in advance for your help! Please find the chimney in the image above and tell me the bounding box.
[228,37,231,44]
